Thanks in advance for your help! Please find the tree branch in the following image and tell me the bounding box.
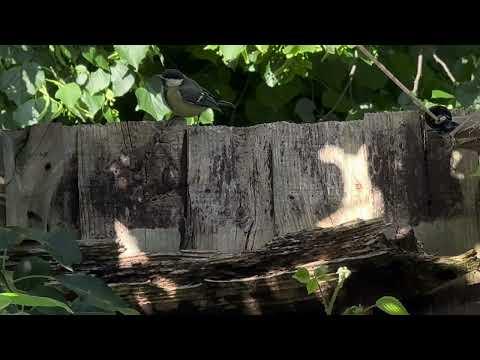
[412,51,423,95]
[355,45,440,124]
[433,52,458,85]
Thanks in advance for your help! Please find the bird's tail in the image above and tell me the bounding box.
[217,100,236,109]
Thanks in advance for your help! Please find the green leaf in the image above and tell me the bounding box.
[375,296,409,315]
[39,228,82,270]
[135,87,170,121]
[110,62,135,97]
[12,98,51,127]
[85,68,110,95]
[306,278,319,294]
[81,92,105,118]
[355,61,388,90]
[75,65,89,86]
[29,285,71,315]
[283,45,321,58]
[81,46,110,70]
[114,45,150,71]
[0,227,26,250]
[256,45,269,54]
[70,297,115,315]
[219,45,246,62]
[14,256,52,291]
[0,295,10,311]
[323,45,340,54]
[0,270,21,293]
[56,274,139,315]
[103,107,120,123]
[199,108,214,125]
[0,62,45,106]
[314,265,329,280]
[292,267,310,284]
[432,90,455,99]
[55,83,82,109]
[0,292,73,313]
[342,305,371,315]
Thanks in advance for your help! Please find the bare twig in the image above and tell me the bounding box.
[412,50,423,95]
[355,45,440,124]
[433,52,458,85]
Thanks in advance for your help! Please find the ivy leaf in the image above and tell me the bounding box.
[283,45,321,58]
[306,278,320,294]
[103,106,120,123]
[85,69,110,95]
[0,292,73,313]
[14,257,52,291]
[55,83,82,109]
[111,62,135,97]
[431,90,455,99]
[114,45,150,71]
[56,274,139,315]
[80,92,105,119]
[342,305,371,315]
[199,108,214,125]
[39,228,82,271]
[219,45,246,62]
[292,267,310,284]
[135,86,170,121]
[375,296,409,315]
[255,45,269,54]
[75,65,89,86]
[12,98,48,127]
[81,46,109,70]
[0,62,45,105]
[314,265,329,281]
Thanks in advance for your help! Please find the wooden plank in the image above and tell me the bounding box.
[2,123,79,231]
[271,113,426,237]
[415,114,480,256]
[186,124,274,253]
[77,122,186,254]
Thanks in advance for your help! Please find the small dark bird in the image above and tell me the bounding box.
[157,69,235,121]
[424,105,458,134]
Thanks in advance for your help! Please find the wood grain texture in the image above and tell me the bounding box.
[77,121,186,254]
[415,115,480,256]
[2,124,79,231]
[187,124,274,252]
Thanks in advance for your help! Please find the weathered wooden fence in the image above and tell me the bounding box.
[1,110,480,257]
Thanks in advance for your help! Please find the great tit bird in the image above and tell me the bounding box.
[157,69,235,120]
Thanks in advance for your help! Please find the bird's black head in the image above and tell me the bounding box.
[161,69,185,80]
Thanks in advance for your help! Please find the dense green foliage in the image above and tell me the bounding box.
[0,226,139,315]
[0,45,479,129]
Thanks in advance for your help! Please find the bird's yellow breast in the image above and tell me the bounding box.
[166,87,206,117]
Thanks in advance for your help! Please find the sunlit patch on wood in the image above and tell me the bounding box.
[316,144,384,228]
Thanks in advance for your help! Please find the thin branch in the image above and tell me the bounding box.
[433,52,458,85]
[412,51,423,95]
[355,45,440,124]
[323,51,358,118]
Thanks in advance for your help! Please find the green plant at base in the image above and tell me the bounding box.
[293,265,409,316]
[0,226,140,315]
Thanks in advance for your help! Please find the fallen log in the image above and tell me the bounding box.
[45,218,476,315]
